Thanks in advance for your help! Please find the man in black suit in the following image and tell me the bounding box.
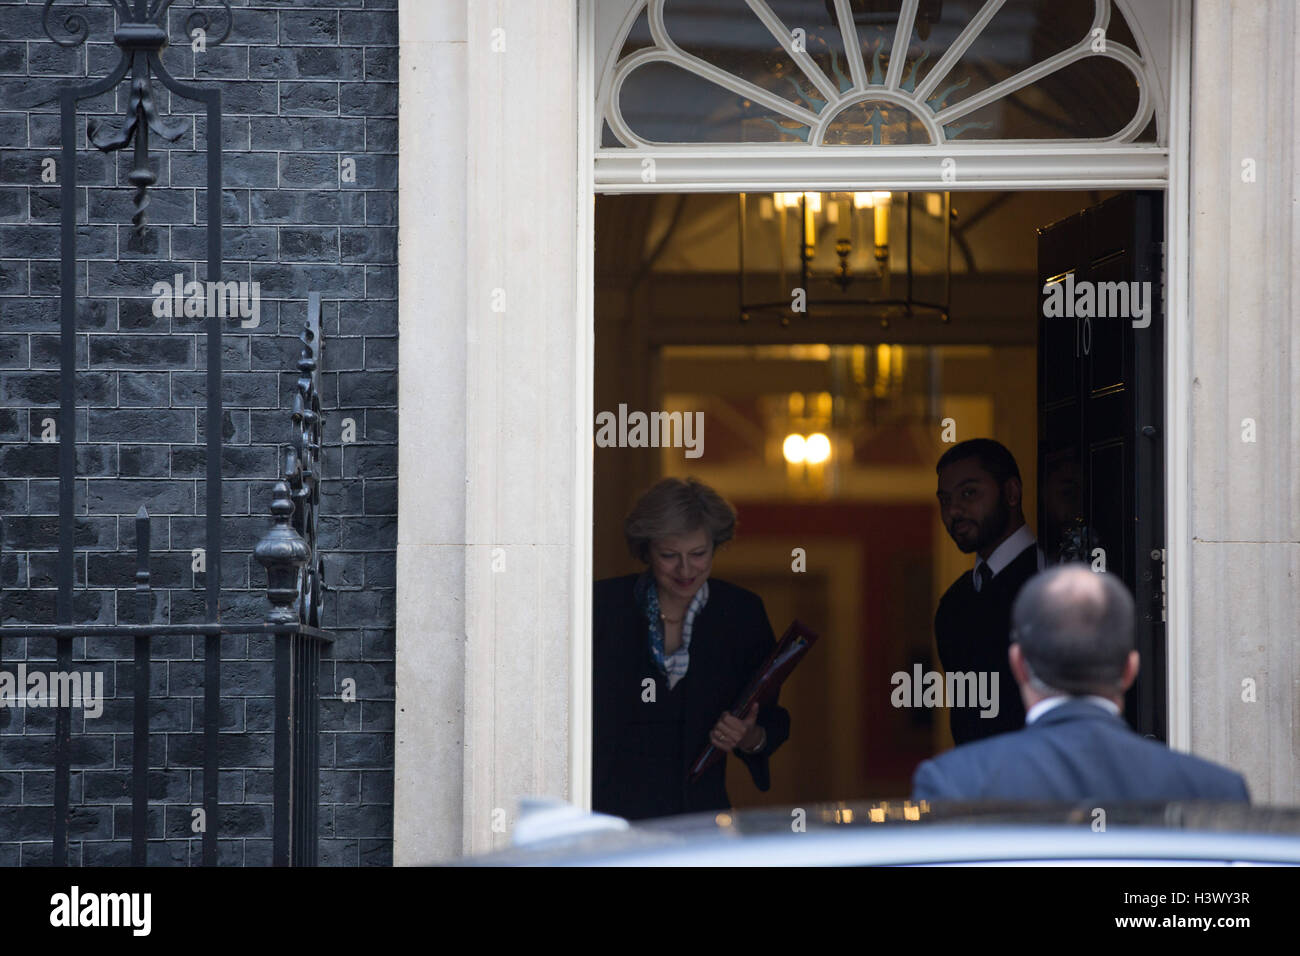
[913,565,1249,802]
[933,439,1042,744]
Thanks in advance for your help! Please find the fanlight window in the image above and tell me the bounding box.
[599,0,1163,148]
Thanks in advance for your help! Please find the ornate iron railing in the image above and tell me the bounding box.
[0,0,332,866]
[0,303,332,867]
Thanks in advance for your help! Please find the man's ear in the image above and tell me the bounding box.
[1003,475,1023,510]
[1009,643,1030,685]
[1120,649,1140,692]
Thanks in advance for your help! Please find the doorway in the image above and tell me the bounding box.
[592,187,1166,805]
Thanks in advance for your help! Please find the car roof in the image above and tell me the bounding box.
[455,800,1300,866]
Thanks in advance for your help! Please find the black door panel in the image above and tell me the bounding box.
[1037,192,1165,740]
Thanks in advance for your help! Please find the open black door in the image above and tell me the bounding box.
[1036,192,1165,740]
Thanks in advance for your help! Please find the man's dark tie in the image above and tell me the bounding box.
[977,563,993,592]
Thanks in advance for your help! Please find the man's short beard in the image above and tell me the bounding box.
[954,493,1011,554]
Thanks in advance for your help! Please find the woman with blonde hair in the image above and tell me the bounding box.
[592,477,790,820]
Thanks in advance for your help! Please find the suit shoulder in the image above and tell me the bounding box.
[937,726,1047,778]
[1131,735,1249,789]
[1003,545,1041,584]
[936,573,973,612]
[594,574,639,599]
[593,574,641,622]
[705,577,764,609]
[945,728,1026,760]
[913,733,1014,797]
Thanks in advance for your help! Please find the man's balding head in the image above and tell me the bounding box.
[1010,566,1136,697]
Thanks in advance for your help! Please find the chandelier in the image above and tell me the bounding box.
[737,190,952,329]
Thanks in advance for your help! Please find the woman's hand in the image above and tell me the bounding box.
[710,702,762,754]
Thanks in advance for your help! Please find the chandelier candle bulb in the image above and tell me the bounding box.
[874,195,890,253]
[805,433,831,465]
[803,194,816,259]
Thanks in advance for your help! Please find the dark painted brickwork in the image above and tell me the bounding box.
[0,0,397,865]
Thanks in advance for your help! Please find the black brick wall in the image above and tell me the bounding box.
[0,0,397,866]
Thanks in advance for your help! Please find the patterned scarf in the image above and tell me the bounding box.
[634,571,709,690]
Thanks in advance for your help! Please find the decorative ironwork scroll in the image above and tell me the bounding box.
[256,293,326,629]
[43,0,234,229]
[12,1,331,869]
[289,294,326,628]
[250,295,327,866]
[43,0,232,867]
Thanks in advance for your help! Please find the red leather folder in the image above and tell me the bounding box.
[688,620,819,782]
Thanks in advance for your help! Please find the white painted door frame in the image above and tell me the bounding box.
[570,0,1195,805]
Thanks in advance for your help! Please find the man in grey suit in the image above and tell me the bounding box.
[912,565,1249,802]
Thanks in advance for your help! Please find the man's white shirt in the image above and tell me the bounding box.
[1026,695,1121,724]
[971,524,1047,592]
